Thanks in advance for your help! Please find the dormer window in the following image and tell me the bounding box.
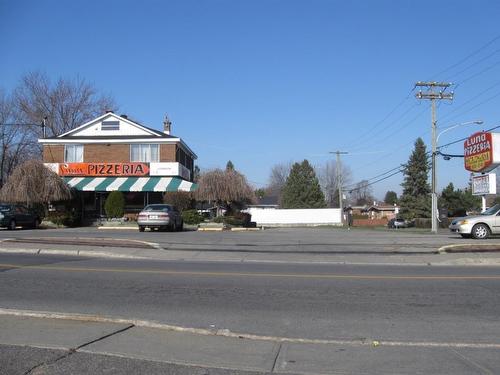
[101,121,120,131]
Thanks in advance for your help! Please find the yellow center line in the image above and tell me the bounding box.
[1,263,500,280]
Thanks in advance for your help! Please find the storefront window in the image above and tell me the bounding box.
[64,144,83,162]
[130,144,159,162]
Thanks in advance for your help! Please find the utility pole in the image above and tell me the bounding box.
[330,151,348,225]
[415,81,454,234]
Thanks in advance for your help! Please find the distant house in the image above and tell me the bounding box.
[365,203,398,220]
[248,195,279,209]
[349,203,399,219]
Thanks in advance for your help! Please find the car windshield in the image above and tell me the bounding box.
[480,204,500,215]
[143,205,169,212]
[0,205,12,212]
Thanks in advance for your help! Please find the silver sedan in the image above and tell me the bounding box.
[449,204,500,239]
[137,204,183,232]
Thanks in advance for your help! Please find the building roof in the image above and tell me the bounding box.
[38,112,197,159]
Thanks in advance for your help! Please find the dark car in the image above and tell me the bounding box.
[0,204,41,230]
[137,204,183,232]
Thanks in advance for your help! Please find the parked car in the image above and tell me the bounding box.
[449,204,500,239]
[0,204,41,230]
[137,204,183,232]
[388,218,407,229]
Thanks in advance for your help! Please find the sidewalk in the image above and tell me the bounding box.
[1,311,499,374]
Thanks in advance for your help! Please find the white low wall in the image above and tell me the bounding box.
[245,208,342,226]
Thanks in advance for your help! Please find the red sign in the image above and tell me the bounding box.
[59,163,149,176]
[464,132,493,172]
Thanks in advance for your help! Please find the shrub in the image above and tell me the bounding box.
[46,211,80,227]
[181,209,204,225]
[104,191,125,218]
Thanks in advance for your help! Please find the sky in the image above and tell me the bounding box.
[1,0,500,199]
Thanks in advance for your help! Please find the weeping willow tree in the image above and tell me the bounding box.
[195,167,256,216]
[0,159,71,206]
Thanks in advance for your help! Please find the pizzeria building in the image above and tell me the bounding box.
[39,112,197,218]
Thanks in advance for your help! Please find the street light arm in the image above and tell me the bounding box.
[436,120,483,143]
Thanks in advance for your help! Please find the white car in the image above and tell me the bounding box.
[449,204,500,239]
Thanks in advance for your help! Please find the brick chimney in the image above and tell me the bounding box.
[163,115,172,135]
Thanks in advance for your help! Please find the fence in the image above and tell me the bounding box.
[245,208,342,227]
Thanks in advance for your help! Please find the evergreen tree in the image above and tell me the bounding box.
[226,160,235,171]
[281,160,326,208]
[439,183,481,217]
[384,191,398,205]
[399,138,431,219]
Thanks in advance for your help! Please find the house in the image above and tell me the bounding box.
[39,112,197,219]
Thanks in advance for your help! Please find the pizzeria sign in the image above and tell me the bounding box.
[59,163,149,176]
[464,132,500,172]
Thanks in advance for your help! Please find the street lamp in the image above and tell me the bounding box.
[431,119,483,233]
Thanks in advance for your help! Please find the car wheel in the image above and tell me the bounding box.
[460,234,472,239]
[8,220,16,230]
[178,220,184,232]
[138,226,145,232]
[472,224,490,240]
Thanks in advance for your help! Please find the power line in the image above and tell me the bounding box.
[428,34,500,80]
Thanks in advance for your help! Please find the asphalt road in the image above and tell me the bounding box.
[1,253,499,344]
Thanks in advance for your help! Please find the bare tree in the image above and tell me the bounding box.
[0,159,71,205]
[349,179,375,206]
[266,161,292,200]
[14,71,117,139]
[317,160,352,207]
[0,90,34,188]
[195,168,256,216]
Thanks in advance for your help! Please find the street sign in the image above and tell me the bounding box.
[471,173,497,195]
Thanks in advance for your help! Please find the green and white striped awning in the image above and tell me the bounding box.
[63,177,197,192]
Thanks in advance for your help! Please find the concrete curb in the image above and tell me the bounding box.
[97,226,138,230]
[0,247,146,260]
[197,227,224,232]
[438,243,500,253]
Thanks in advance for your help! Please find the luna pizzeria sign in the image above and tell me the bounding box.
[464,132,500,172]
[59,163,149,176]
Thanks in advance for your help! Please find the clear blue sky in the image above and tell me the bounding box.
[2,0,500,199]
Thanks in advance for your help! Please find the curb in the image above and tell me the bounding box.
[438,244,500,253]
[197,227,224,232]
[97,226,138,230]
[0,247,146,260]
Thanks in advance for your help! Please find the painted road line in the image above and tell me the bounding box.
[1,307,500,349]
[1,262,500,279]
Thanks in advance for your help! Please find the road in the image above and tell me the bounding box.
[1,253,500,343]
[2,230,500,374]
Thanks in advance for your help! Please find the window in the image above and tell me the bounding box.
[101,121,120,131]
[64,144,83,162]
[130,144,159,162]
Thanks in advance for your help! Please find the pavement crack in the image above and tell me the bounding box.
[23,350,75,375]
[271,342,282,372]
[75,323,135,350]
[22,324,135,374]
[449,348,494,375]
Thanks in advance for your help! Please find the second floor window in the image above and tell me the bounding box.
[130,144,159,162]
[64,144,83,162]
